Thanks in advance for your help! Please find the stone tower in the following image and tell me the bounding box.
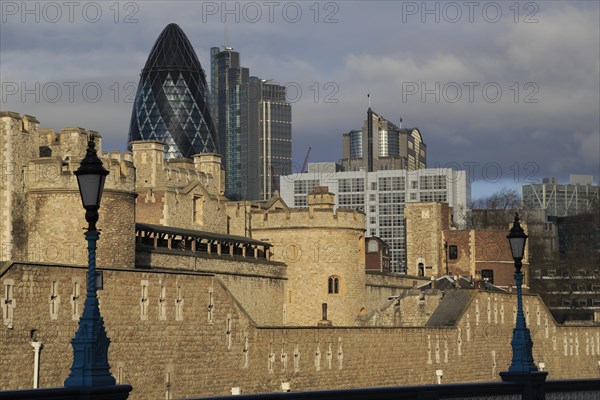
[405,202,451,277]
[250,187,366,326]
[0,112,137,267]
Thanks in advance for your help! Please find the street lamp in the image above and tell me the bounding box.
[500,213,547,386]
[64,136,115,387]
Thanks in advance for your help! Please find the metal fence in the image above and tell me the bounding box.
[186,379,600,400]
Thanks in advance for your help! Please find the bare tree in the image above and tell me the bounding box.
[470,188,521,229]
[473,188,521,210]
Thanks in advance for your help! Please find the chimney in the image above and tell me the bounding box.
[307,186,335,210]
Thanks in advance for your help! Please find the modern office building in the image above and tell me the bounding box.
[341,108,426,172]
[522,175,599,217]
[247,77,292,200]
[128,23,218,159]
[210,46,250,200]
[211,48,292,200]
[280,164,470,273]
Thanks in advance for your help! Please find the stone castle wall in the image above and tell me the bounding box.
[135,249,286,326]
[2,262,599,400]
[362,290,444,327]
[364,272,429,315]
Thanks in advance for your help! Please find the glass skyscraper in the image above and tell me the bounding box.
[128,23,218,159]
[210,47,249,200]
[211,48,292,200]
[248,77,292,200]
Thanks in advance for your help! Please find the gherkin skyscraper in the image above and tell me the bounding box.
[128,23,218,158]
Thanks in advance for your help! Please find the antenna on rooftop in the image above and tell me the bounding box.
[367,93,371,108]
[399,117,403,129]
[223,21,232,50]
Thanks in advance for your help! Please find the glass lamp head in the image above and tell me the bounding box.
[74,136,109,209]
[507,213,528,260]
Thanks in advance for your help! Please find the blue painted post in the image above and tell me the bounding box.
[508,269,537,373]
[500,214,547,398]
[64,229,115,387]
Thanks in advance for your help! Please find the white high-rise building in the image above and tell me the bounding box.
[280,164,470,273]
[522,175,598,217]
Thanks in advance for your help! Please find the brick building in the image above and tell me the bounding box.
[405,202,529,288]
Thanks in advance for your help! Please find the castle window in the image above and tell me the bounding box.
[193,195,203,225]
[3,279,15,328]
[481,269,494,284]
[368,240,379,253]
[140,280,149,320]
[448,245,458,260]
[71,279,81,320]
[49,281,60,320]
[328,276,340,294]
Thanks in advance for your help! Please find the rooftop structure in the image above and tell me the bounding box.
[341,108,426,172]
[522,175,599,217]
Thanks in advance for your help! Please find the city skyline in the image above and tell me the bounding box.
[1,1,599,199]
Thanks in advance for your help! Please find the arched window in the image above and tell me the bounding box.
[328,276,340,294]
[418,263,425,277]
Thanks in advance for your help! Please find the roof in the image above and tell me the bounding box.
[418,275,474,291]
[425,291,475,327]
[135,223,271,247]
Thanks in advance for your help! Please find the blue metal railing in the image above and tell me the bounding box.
[186,379,600,400]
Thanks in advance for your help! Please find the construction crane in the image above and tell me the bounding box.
[301,146,312,173]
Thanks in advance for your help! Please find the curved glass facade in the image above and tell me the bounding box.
[128,23,218,159]
[349,130,362,158]
[378,129,399,157]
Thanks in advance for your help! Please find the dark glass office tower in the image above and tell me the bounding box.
[128,23,218,159]
[248,77,292,200]
[210,47,249,200]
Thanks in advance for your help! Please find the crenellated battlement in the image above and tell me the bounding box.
[252,189,365,231]
[131,140,224,196]
[253,207,365,231]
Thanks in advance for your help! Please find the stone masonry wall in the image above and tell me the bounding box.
[135,250,286,326]
[364,272,429,315]
[405,202,450,277]
[26,191,136,268]
[2,263,599,400]
[251,204,366,327]
[362,290,444,327]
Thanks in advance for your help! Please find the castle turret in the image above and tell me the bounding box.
[250,187,366,326]
[194,153,224,196]
[0,112,137,267]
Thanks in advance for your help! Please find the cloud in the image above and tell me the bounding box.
[1,1,598,197]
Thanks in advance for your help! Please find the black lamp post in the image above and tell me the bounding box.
[64,136,115,387]
[501,213,547,389]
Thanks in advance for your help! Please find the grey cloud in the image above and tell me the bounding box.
[1,1,598,196]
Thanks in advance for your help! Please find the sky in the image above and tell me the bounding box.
[1,1,599,200]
